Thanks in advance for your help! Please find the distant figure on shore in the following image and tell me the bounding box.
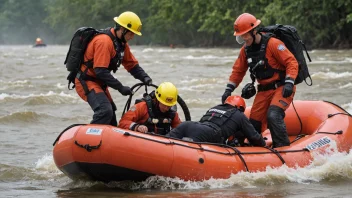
[33,37,47,47]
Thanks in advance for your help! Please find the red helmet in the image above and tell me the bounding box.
[225,95,246,111]
[233,13,261,36]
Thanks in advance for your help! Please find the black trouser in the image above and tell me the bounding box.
[267,105,290,148]
[87,90,117,126]
[167,121,222,143]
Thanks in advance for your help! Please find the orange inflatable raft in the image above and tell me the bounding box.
[53,100,352,182]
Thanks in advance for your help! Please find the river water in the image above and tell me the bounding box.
[0,45,352,197]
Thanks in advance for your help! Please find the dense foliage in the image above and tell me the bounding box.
[0,0,351,48]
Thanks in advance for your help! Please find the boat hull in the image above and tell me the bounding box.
[53,100,352,182]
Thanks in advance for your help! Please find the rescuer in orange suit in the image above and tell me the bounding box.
[118,82,181,135]
[74,12,152,127]
[221,13,299,148]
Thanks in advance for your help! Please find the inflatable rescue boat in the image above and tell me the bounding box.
[53,100,352,182]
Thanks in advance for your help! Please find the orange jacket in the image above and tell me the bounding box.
[118,101,181,133]
[229,37,298,86]
[75,28,139,101]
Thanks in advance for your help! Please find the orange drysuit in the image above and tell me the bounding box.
[119,101,181,135]
[229,37,298,132]
[74,28,138,102]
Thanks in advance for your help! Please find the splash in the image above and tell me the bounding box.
[35,153,62,176]
[101,147,352,191]
[342,101,352,114]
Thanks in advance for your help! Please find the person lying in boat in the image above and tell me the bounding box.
[166,95,266,147]
[118,82,181,135]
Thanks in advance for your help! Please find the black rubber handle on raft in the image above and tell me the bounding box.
[74,140,102,152]
[122,82,192,121]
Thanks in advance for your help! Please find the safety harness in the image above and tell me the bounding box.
[200,105,239,143]
[138,94,176,135]
[75,28,125,95]
[244,33,286,92]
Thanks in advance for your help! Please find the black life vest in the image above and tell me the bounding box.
[141,95,176,135]
[245,34,285,81]
[199,104,239,139]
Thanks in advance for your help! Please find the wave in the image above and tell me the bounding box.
[142,48,154,52]
[0,91,80,105]
[0,163,50,182]
[182,55,235,60]
[31,76,44,79]
[311,71,352,79]
[342,102,352,114]
[124,147,352,190]
[0,111,54,123]
[339,83,352,89]
[0,154,64,182]
[0,80,33,90]
[0,111,90,124]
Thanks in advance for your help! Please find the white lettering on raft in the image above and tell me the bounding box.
[306,136,331,151]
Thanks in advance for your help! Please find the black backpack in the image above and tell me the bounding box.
[258,24,312,85]
[64,27,100,89]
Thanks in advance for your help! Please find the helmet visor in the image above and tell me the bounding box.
[236,36,245,44]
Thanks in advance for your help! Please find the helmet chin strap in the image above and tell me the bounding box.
[114,23,127,43]
[121,29,129,43]
[249,29,256,46]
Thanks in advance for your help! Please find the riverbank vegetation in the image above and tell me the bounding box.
[0,0,351,48]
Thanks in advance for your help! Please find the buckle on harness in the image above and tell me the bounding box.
[76,72,81,79]
[274,82,279,89]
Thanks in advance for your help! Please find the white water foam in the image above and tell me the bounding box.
[35,153,62,176]
[126,145,352,190]
[339,83,352,89]
[183,55,230,60]
[311,71,352,79]
[142,48,154,53]
[0,80,33,90]
[342,101,352,114]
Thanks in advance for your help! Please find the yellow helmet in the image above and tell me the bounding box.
[113,11,142,36]
[155,82,178,106]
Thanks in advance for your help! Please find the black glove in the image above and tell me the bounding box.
[221,83,236,104]
[241,83,256,99]
[222,90,232,104]
[143,76,152,85]
[117,85,132,96]
[282,82,294,98]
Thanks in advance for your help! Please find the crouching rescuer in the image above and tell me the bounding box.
[118,82,181,134]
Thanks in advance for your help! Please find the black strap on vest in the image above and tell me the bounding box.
[78,28,123,95]
[143,96,176,134]
[200,106,238,134]
[245,34,285,85]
